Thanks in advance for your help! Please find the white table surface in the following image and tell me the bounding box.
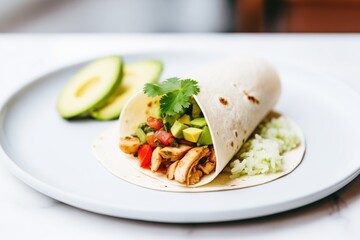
[1,34,360,240]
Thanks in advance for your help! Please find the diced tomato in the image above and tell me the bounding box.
[146,132,158,148]
[146,116,162,130]
[138,144,153,169]
[154,130,174,146]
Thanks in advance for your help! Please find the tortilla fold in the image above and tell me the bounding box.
[117,55,282,187]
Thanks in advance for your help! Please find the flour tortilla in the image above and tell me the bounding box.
[93,55,305,191]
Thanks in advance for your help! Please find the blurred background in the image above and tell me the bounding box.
[1,0,360,32]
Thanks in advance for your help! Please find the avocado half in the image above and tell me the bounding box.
[90,60,163,120]
[57,56,123,119]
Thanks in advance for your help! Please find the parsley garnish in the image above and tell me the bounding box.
[143,77,200,116]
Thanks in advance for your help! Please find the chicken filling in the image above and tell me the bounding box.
[119,99,215,185]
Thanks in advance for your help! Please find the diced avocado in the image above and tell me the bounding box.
[90,60,163,120]
[149,106,161,118]
[191,100,202,118]
[183,128,203,143]
[57,56,123,119]
[190,118,207,128]
[171,120,189,139]
[163,113,180,126]
[135,128,146,144]
[178,114,191,125]
[197,126,213,146]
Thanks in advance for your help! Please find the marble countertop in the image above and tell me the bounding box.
[1,34,360,239]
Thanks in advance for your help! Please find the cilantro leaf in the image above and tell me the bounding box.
[160,91,190,116]
[143,83,165,97]
[181,79,200,96]
[158,77,181,92]
[143,77,200,116]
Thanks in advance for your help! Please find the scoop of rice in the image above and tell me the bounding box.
[229,116,300,178]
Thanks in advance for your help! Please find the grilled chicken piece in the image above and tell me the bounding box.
[119,136,141,154]
[208,146,216,162]
[159,144,192,161]
[198,161,216,175]
[151,147,162,172]
[198,147,216,175]
[188,169,203,185]
[166,161,179,180]
[174,147,210,184]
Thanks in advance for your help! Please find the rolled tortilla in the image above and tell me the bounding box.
[116,55,281,187]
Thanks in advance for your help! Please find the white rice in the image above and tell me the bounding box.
[228,116,300,178]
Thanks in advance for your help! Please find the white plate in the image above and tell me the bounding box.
[1,52,360,223]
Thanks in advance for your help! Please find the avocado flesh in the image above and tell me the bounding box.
[171,120,189,139]
[178,114,191,124]
[57,56,123,119]
[183,127,203,143]
[135,128,146,144]
[90,60,163,120]
[163,113,181,126]
[197,126,213,145]
[191,101,202,118]
[190,118,207,128]
[148,106,161,118]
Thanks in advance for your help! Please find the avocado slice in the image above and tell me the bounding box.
[57,56,123,119]
[197,126,213,146]
[171,120,189,139]
[190,118,207,128]
[183,127,203,143]
[90,60,163,120]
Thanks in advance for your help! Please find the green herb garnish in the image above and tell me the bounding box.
[143,77,200,117]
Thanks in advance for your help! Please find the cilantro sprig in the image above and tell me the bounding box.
[143,77,200,116]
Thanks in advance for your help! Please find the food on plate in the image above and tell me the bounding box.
[57,57,163,120]
[114,55,297,187]
[90,60,163,120]
[227,115,300,178]
[57,56,123,119]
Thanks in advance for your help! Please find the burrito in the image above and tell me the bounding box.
[115,56,284,187]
